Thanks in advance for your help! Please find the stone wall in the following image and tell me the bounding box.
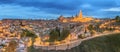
[35,39,81,50]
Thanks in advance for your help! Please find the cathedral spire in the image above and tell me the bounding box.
[78,10,82,18]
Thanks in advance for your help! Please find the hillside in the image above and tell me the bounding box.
[32,33,120,52]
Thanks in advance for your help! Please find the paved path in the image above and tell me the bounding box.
[82,31,120,41]
[36,31,120,50]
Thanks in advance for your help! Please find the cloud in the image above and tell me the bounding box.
[101,7,120,12]
[0,0,119,19]
[0,0,80,11]
[81,4,92,8]
[0,4,61,19]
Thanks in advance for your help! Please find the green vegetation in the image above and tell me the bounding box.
[49,28,60,42]
[49,28,70,42]
[21,29,37,52]
[21,29,37,38]
[78,34,85,39]
[115,16,120,22]
[88,25,94,31]
[78,33,120,52]
[32,33,120,52]
[5,40,18,52]
[28,45,37,52]
[60,28,70,40]
[87,24,96,34]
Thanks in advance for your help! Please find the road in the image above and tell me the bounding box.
[38,31,120,50]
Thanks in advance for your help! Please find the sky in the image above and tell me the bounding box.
[0,0,120,19]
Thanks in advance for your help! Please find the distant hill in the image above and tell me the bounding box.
[32,33,120,52]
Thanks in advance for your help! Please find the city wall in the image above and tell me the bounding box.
[35,39,81,50]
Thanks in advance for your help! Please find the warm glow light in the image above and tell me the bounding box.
[27,38,32,47]
[60,10,93,22]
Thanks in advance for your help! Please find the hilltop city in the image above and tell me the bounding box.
[0,10,120,52]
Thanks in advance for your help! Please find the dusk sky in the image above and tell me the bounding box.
[0,0,120,19]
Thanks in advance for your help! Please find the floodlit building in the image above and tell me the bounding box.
[58,10,93,22]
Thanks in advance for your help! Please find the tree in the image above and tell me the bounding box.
[5,40,18,52]
[59,28,70,41]
[21,29,37,38]
[88,25,94,31]
[21,29,37,52]
[115,16,120,22]
[49,29,59,42]
[27,45,36,52]
[49,28,70,42]
[78,34,85,39]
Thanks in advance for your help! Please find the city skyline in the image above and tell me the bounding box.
[0,0,120,19]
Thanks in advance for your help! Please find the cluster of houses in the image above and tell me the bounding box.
[0,17,119,51]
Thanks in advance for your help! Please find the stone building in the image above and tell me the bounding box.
[58,10,93,22]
